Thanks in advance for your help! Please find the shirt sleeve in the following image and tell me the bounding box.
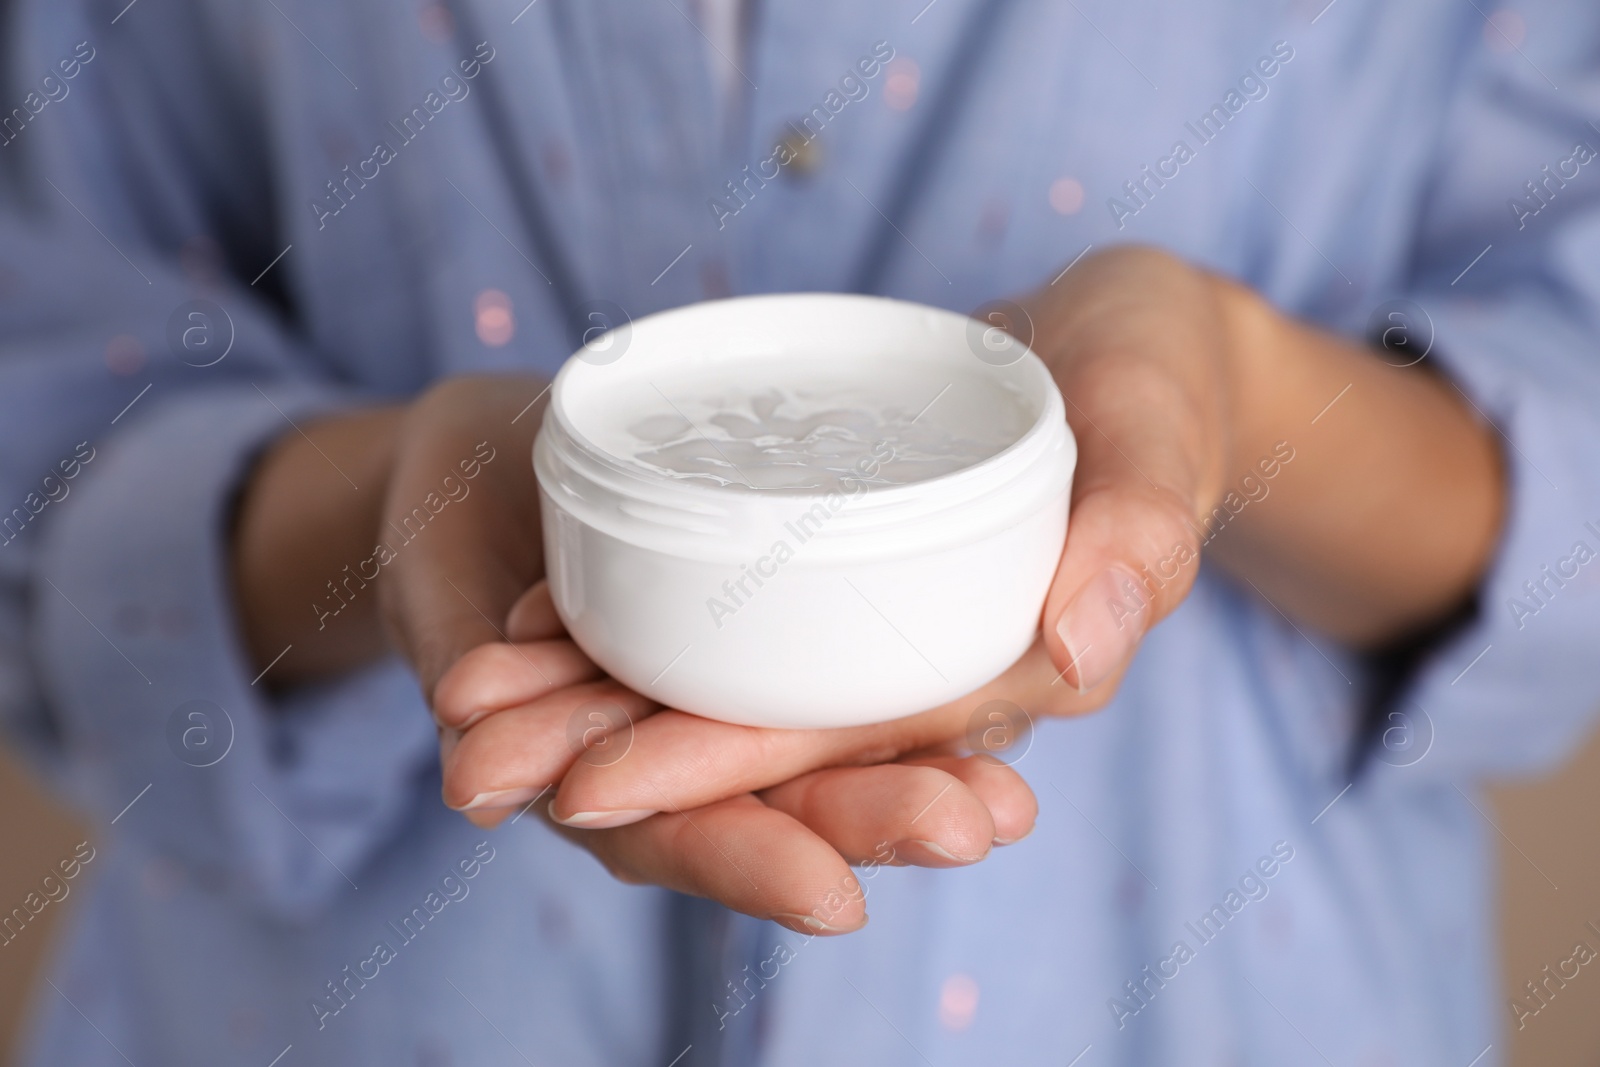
[1374,0,1600,781]
[30,385,438,920]
[0,0,437,921]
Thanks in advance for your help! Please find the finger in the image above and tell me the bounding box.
[1028,254,1225,692]
[900,753,1039,845]
[462,790,549,832]
[1041,481,1203,693]
[552,638,1109,824]
[554,794,869,934]
[759,762,1002,867]
[441,679,657,814]
[432,638,602,729]
[505,580,564,643]
[548,707,937,828]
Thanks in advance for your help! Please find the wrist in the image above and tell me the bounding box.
[231,405,406,684]
[1205,270,1293,492]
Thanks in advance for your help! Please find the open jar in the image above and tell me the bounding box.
[534,293,1075,728]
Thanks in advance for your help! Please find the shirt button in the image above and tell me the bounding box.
[776,124,824,177]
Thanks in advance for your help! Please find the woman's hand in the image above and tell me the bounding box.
[442,245,1503,858]
[426,250,1238,931]
[230,375,551,688]
[447,249,1235,834]
[434,580,1039,933]
[231,375,1031,935]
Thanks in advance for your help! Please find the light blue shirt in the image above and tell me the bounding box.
[4,0,1600,1064]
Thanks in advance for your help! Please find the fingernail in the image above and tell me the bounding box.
[893,839,987,866]
[449,786,547,812]
[772,912,867,935]
[1054,566,1149,693]
[993,825,1035,847]
[549,802,656,829]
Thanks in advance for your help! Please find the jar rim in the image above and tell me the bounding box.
[536,294,1076,556]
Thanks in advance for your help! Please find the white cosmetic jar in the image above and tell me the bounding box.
[534,293,1075,729]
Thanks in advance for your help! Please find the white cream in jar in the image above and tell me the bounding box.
[535,294,1075,728]
[611,364,1032,490]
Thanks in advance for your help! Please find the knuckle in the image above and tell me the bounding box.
[431,648,495,725]
[896,765,967,822]
[1139,485,1204,558]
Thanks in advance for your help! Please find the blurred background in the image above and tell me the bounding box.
[3,726,1599,1065]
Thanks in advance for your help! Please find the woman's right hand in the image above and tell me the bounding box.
[233,374,1028,935]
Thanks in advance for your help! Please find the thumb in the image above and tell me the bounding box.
[1043,479,1208,694]
[1020,247,1232,694]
